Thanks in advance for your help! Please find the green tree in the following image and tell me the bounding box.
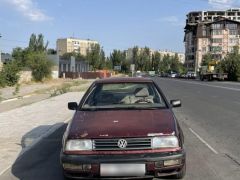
[137,47,151,71]
[170,53,180,72]
[10,33,53,82]
[86,44,101,71]
[159,54,171,73]
[110,49,129,72]
[220,46,240,81]
[99,48,106,70]
[0,61,20,87]
[201,53,213,66]
[12,47,28,67]
[61,52,86,61]
[26,52,53,81]
[105,57,113,70]
[110,50,123,68]
[132,46,139,70]
[28,33,49,52]
[152,51,161,72]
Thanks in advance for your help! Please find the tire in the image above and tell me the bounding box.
[62,169,72,180]
[174,163,186,179]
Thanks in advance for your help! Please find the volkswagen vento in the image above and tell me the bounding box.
[61,77,186,179]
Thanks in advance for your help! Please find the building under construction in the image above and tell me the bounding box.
[184,9,240,72]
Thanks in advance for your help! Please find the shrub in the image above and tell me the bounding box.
[26,52,53,82]
[0,61,20,87]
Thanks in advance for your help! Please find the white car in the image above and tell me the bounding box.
[169,73,177,78]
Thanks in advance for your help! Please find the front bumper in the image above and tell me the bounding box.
[60,150,186,179]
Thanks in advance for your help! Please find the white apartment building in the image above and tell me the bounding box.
[126,48,185,64]
[56,38,99,56]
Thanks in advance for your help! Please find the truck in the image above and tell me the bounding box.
[199,60,228,81]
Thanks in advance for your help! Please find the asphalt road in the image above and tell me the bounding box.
[1,78,240,180]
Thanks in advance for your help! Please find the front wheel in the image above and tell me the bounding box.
[174,163,186,179]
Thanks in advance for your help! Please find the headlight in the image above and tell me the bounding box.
[152,136,179,148]
[65,139,93,151]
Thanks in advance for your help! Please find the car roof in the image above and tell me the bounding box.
[94,77,153,84]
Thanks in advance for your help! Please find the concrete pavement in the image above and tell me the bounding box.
[0,92,84,175]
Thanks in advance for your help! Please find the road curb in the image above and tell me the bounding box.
[0,93,37,104]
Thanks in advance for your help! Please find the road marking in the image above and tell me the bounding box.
[160,78,240,91]
[189,128,218,154]
[0,165,11,176]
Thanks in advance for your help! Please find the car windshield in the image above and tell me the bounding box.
[81,82,167,110]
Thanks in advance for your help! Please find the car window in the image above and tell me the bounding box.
[81,82,167,110]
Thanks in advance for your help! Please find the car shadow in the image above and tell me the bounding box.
[10,123,181,180]
[11,123,68,180]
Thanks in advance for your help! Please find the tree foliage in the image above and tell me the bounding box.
[61,52,86,61]
[9,33,53,82]
[201,53,213,66]
[110,50,129,72]
[26,52,53,81]
[86,44,102,71]
[28,33,49,52]
[0,61,20,87]
[220,46,240,81]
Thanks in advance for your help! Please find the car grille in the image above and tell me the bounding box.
[93,138,152,150]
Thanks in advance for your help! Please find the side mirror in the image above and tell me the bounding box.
[170,100,181,108]
[68,102,78,110]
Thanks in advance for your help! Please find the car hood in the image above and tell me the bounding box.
[67,109,176,139]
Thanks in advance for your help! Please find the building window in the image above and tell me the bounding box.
[210,46,222,52]
[211,24,223,29]
[229,30,238,35]
[211,38,222,43]
[229,38,238,44]
[211,30,222,35]
[226,23,237,29]
[203,30,207,36]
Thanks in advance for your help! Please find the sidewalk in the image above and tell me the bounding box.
[0,92,84,175]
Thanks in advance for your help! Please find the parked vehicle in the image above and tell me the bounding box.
[199,61,228,81]
[148,71,156,77]
[159,72,168,77]
[169,72,177,78]
[186,71,196,79]
[61,77,186,179]
[135,70,143,77]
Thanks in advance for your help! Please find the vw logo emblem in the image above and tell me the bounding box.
[117,139,127,148]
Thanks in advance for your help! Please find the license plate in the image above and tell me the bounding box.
[100,164,145,177]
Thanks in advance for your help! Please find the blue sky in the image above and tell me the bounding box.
[0,0,239,55]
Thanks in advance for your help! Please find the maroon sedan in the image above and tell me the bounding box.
[61,77,186,179]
